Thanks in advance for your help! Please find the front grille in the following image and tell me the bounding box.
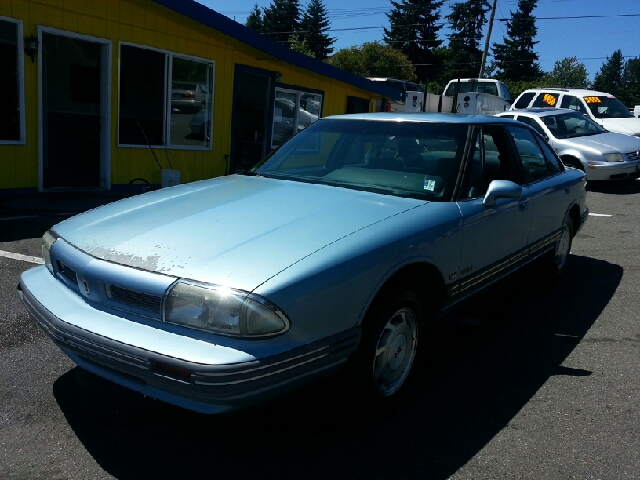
[57,261,78,284]
[626,151,640,162]
[107,284,162,313]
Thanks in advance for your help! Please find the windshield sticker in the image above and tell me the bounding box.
[584,96,602,104]
[424,179,436,191]
[542,94,557,106]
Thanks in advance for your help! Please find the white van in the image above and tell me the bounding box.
[512,88,640,137]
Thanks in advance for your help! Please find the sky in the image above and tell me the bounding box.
[197,0,639,81]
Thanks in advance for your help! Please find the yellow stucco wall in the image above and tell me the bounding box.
[0,0,383,192]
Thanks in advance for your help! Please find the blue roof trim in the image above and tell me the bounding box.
[151,0,401,100]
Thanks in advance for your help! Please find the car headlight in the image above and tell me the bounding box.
[164,280,290,338]
[42,231,58,274]
[603,153,624,162]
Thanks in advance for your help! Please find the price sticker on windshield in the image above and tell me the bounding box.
[542,94,557,106]
[584,96,602,104]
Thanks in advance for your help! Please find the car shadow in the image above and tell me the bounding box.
[587,179,640,194]
[0,216,63,242]
[52,254,621,480]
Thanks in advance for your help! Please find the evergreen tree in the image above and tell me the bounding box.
[263,0,302,45]
[245,4,265,33]
[491,0,543,82]
[445,0,491,79]
[299,0,335,59]
[593,50,625,95]
[621,57,640,106]
[383,0,444,84]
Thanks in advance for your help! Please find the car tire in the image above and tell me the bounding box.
[353,287,425,401]
[546,216,574,277]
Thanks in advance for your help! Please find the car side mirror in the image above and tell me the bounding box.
[483,180,522,207]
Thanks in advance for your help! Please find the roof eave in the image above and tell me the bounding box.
[151,0,402,100]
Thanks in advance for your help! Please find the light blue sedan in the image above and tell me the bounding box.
[18,113,588,414]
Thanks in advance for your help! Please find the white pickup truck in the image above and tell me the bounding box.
[370,77,513,116]
[442,78,512,115]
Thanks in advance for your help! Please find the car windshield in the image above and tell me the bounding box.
[541,111,607,139]
[584,95,633,118]
[252,118,469,201]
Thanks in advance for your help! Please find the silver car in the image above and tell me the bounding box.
[18,113,588,414]
[497,108,640,181]
[171,82,208,113]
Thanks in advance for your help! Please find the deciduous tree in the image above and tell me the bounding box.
[327,42,417,81]
[543,57,590,88]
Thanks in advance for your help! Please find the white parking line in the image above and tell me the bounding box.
[0,249,44,265]
[589,213,612,217]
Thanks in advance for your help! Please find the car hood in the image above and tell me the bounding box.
[53,175,424,291]
[597,117,640,136]
[557,132,640,153]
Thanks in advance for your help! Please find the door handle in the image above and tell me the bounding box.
[518,200,528,211]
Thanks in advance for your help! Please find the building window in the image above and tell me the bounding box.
[118,43,214,149]
[0,18,24,144]
[272,87,322,149]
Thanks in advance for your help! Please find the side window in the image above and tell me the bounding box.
[499,83,512,102]
[533,92,560,108]
[507,126,551,183]
[461,127,516,199]
[515,116,546,137]
[514,92,535,109]
[535,136,563,174]
[560,95,588,114]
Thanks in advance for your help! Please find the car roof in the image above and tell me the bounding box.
[521,88,612,97]
[324,112,521,125]
[499,108,577,117]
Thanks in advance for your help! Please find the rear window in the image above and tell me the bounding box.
[513,92,535,109]
[533,92,560,108]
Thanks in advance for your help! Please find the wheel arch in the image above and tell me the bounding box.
[360,261,447,326]
[568,202,582,237]
[559,154,585,171]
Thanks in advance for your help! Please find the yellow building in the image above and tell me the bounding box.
[0,0,398,196]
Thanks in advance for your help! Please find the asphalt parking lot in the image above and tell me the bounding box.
[1,184,638,479]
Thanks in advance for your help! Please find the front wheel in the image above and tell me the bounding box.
[354,289,424,399]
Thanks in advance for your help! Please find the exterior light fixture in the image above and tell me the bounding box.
[25,35,39,63]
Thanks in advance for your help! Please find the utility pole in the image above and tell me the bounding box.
[479,0,498,77]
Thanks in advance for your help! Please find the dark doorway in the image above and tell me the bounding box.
[42,33,103,189]
[230,68,271,173]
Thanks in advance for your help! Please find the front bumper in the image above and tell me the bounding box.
[585,161,640,181]
[18,266,360,414]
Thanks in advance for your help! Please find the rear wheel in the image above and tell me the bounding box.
[546,216,574,277]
